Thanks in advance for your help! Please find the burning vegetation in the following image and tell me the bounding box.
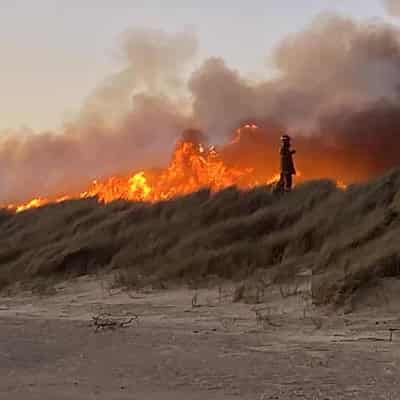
[2,14,400,210]
[4,124,288,213]
[4,120,373,213]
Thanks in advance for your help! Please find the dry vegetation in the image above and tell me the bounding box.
[1,169,400,306]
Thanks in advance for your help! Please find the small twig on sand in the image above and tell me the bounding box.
[91,313,139,332]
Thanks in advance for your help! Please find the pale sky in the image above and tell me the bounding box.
[0,0,394,132]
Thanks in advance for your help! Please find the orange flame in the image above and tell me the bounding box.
[15,198,47,213]
[336,180,347,190]
[6,137,260,212]
[3,124,347,213]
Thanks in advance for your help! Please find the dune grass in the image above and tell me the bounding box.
[1,169,400,305]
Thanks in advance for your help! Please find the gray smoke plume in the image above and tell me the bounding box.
[384,0,400,17]
[2,13,400,203]
[190,13,400,179]
[83,27,197,119]
[0,28,197,203]
[191,13,400,138]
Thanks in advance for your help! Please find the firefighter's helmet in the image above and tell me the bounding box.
[281,134,291,143]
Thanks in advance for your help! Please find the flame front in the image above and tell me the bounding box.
[5,138,255,212]
[78,139,257,206]
[152,140,255,200]
[81,172,152,204]
[15,198,48,213]
[4,124,348,213]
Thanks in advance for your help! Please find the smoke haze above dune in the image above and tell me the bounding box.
[1,13,400,203]
[383,0,400,16]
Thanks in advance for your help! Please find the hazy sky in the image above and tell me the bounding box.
[0,0,394,131]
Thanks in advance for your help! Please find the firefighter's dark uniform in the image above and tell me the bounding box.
[280,144,296,191]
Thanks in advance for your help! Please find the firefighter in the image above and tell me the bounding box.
[279,134,296,192]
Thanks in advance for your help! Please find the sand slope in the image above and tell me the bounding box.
[1,276,400,399]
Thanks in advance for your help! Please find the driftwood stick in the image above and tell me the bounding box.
[92,313,139,332]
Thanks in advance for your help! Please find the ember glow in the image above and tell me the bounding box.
[4,124,348,213]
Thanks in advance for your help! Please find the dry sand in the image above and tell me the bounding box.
[1,275,400,399]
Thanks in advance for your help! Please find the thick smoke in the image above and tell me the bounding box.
[0,28,197,203]
[191,14,400,179]
[384,0,400,17]
[82,27,197,118]
[191,14,400,137]
[2,14,400,203]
